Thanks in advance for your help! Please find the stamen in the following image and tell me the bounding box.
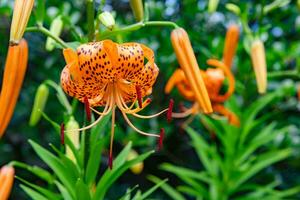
[157,128,165,151]
[84,96,91,122]
[122,111,160,138]
[109,106,116,170]
[167,99,174,123]
[132,108,169,119]
[172,103,198,118]
[60,123,65,145]
[135,85,143,108]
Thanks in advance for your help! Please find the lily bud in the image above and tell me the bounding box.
[171,28,213,113]
[250,40,267,94]
[225,3,241,15]
[0,165,15,200]
[10,0,34,44]
[29,84,49,126]
[130,0,144,22]
[208,0,219,13]
[46,15,64,51]
[98,11,115,30]
[127,150,143,174]
[0,39,28,137]
[65,117,80,163]
[223,24,239,68]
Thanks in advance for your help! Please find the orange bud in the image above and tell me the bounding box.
[0,165,15,200]
[10,0,34,44]
[171,28,212,113]
[0,39,28,137]
[250,40,267,94]
[223,24,239,68]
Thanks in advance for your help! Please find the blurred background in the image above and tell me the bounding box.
[1,0,300,199]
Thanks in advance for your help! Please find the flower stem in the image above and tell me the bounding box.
[97,21,179,40]
[87,0,95,41]
[26,26,69,49]
[267,70,300,79]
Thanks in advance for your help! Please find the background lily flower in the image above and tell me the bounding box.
[223,24,239,68]
[10,0,34,44]
[0,39,28,137]
[61,40,169,169]
[0,165,15,200]
[171,28,213,113]
[251,39,268,94]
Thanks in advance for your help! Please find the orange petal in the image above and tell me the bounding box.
[206,59,235,103]
[212,104,240,127]
[171,28,212,113]
[0,165,15,200]
[0,39,28,137]
[250,40,267,94]
[165,69,185,94]
[222,24,239,68]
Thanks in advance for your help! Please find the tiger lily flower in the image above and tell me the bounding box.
[223,24,239,68]
[0,39,28,137]
[61,40,170,169]
[166,26,240,126]
[165,59,239,126]
[171,28,213,114]
[250,39,267,94]
[10,0,34,44]
[0,165,15,200]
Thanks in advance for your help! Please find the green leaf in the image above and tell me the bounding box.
[147,175,185,200]
[76,179,91,200]
[85,139,105,186]
[93,149,154,200]
[138,178,168,200]
[20,185,49,200]
[29,140,76,199]
[160,163,210,183]
[16,176,61,200]
[55,181,73,200]
[232,149,292,191]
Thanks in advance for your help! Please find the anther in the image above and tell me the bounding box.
[157,128,165,151]
[60,123,65,145]
[84,96,91,122]
[167,99,174,123]
[108,153,113,170]
[135,85,143,108]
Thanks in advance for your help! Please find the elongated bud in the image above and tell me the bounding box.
[223,24,239,68]
[208,0,219,13]
[127,150,144,174]
[0,39,28,137]
[46,15,64,51]
[29,84,49,126]
[250,40,267,94]
[130,0,144,22]
[0,165,15,200]
[171,28,213,113]
[98,12,115,30]
[65,117,80,163]
[10,0,34,44]
[225,3,241,15]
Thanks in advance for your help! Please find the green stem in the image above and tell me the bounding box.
[26,26,69,48]
[87,0,95,41]
[267,70,300,79]
[97,21,179,40]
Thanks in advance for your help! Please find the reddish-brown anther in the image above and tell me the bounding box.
[108,153,113,170]
[135,85,143,108]
[157,128,165,151]
[60,123,65,145]
[84,96,91,122]
[167,99,174,123]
